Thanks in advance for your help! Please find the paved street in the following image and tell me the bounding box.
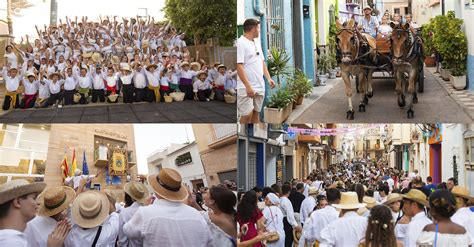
[293,68,472,123]
[0,101,236,123]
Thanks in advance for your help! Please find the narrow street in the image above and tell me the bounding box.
[293,69,472,123]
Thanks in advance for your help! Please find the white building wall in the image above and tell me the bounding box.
[441,124,466,186]
[162,144,207,188]
[265,154,277,186]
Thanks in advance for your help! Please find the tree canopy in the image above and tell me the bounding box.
[164,0,236,46]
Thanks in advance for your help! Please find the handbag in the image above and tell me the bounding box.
[266,207,280,242]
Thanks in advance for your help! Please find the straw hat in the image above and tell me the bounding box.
[451,186,473,201]
[25,72,36,79]
[308,187,318,195]
[293,229,302,243]
[92,52,103,63]
[383,193,403,205]
[82,52,93,58]
[333,192,367,209]
[364,6,372,11]
[190,62,201,71]
[180,62,190,68]
[147,168,188,202]
[38,186,76,217]
[363,196,377,209]
[121,64,132,72]
[72,191,110,228]
[73,93,82,103]
[162,52,169,57]
[146,64,158,71]
[107,94,119,102]
[217,64,227,70]
[197,70,208,78]
[142,40,150,49]
[402,189,429,207]
[124,181,150,204]
[74,169,82,176]
[48,72,61,80]
[0,179,46,204]
[111,56,120,65]
[9,66,18,72]
[88,38,96,44]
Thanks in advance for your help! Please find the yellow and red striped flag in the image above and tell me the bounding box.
[70,148,77,176]
[60,152,69,181]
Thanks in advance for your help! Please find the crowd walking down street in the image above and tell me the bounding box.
[237,159,474,246]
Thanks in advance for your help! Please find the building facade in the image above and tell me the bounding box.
[147,142,207,191]
[192,124,238,187]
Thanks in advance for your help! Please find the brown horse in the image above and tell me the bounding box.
[390,22,424,119]
[336,21,376,120]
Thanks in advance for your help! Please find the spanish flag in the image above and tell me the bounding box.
[70,148,77,176]
[60,152,69,181]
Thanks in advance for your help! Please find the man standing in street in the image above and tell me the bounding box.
[236,19,275,123]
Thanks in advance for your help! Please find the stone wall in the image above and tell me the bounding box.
[199,140,237,187]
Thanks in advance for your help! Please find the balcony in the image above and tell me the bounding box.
[298,135,321,143]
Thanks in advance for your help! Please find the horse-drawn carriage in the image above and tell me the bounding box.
[336,20,425,120]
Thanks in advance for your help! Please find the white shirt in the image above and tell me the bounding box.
[280,197,298,227]
[118,202,141,247]
[193,79,210,92]
[201,211,235,247]
[312,181,324,192]
[304,205,339,242]
[133,70,147,89]
[63,76,77,91]
[92,71,105,90]
[5,52,18,68]
[65,175,94,189]
[38,80,50,99]
[24,216,57,247]
[320,211,368,247]
[262,206,285,247]
[123,199,211,247]
[76,75,92,89]
[120,73,133,85]
[23,80,39,95]
[0,229,27,247]
[236,35,265,93]
[451,207,474,226]
[300,196,316,225]
[65,212,119,247]
[47,80,63,94]
[404,211,432,247]
[105,75,117,88]
[386,178,394,191]
[1,67,22,92]
[303,184,310,198]
[144,70,160,87]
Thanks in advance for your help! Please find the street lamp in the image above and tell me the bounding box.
[452,146,459,183]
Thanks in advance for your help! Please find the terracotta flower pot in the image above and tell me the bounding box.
[296,95,304,105]
[424,56,436,67]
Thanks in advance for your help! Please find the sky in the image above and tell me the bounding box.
[133,124,195,174]
[7,0,166,40]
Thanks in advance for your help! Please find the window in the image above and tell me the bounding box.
[394,8,400,14]
[175,152,193,166]
[465,137,474,169]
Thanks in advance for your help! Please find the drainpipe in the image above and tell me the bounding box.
[253,0,268,59]
[441,0,445,15]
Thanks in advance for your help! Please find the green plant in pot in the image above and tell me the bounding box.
[318,52,331,85]
[288,69,312,105]
[420,22,436,67]
[267,47,291,88]
[267,86,294,109]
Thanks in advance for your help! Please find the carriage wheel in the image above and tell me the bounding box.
[356,75,360,93]
[418,65,424,93]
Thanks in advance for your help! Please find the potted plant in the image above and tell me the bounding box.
[421,22,436,67]
[264,86,294,124]
[288,69,312,105]
[328,50,338,79]
[318,52,330,85]
[267,47,291,88]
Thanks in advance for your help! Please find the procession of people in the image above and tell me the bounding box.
[1,15,237,111]
[0,167,238,247]
[237,159,474,246]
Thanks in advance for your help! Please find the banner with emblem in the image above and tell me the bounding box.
[110,148,127,175]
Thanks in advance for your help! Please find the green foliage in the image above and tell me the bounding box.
[328,22,337,68]
[288,69,313,97]
[267,87,294,109]
[431,11,467,76]
[164,0,236,46]
[318,52,331,74]
[421,22,435,56]
[267,47,292,87]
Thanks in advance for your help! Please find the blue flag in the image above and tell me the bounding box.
[105,161,111,185]
[82,150,89,175]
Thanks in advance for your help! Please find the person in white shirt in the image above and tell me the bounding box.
[123,168,211,246]
[66,190,119,247]
[132,63,147,102]
[103,67,118,103]
[279,184,302,247]
[360,204,403,247]
[73,64,92,104]
[300,187,318,226]
[401,189,432,247]
[1,65,23,110]
[320,192,368,246]
[41,72,64,108]
[237,19,275,123]
[212,64,234,102]
[193,71,212,102]
[303,188,340,246]
[19,72,39,109]
[90,65,106,103]
[119,64,135,104]
[117,181,150,247]
[262,193,285,247]
[0,180,47,247]
[62,67,78,105]
[64,169,96,191]
[24,186,75,247]
[176,62,198,100]
[144,63,161,103]
[450,186,474,234]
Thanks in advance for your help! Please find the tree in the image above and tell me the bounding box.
[6,0,35,36]
[164,0,236,46]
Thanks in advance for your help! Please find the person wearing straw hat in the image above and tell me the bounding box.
[401,189,432,247]
[358,196,377,217]
[361,6,379,38]
[24,186,75,247]
[104,67,119,103]
[1,65,23,110]
[117,181,150,247]
[319,191,368,246]
[193,70,212,102]
[132,62,148,103]
[73,63,92,105]
[383,193,404,222]
[0,180,46,246]
[90,64,106,103]
[64,168,97,191]
[190,62,201,71]
[450,186,474,227]
[65,190,119,247]
[262,193,285,247]
[41,72,64,108]
[62,67,78,105]
[19,72,39,109]
[123,168,210,246]
[211,64,231,102]
[118,63,135,104]
[176,61,198,100]
[144,62,161,103]
[304,188,340,245]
